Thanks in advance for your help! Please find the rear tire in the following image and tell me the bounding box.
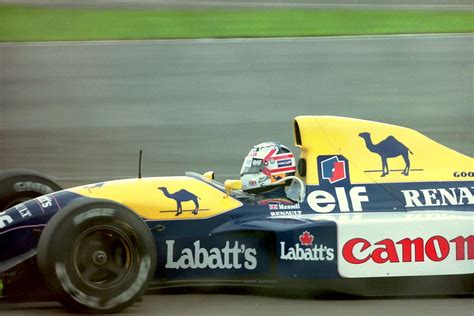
[0,169,62,210]
[37,199,157,314]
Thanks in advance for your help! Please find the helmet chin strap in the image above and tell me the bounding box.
[272,176,306,203]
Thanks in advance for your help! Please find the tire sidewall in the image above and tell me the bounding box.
[0,169,62,210]
[38,199,156,314]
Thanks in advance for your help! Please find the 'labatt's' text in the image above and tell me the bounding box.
[165,240,257,270]
[280,231,335,261]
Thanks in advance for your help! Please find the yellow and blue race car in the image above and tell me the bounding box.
[0,116,472,313]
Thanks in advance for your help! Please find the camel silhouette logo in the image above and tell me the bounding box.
[359,132,413,177]
[84,182,105,193]
[157,187,200,216]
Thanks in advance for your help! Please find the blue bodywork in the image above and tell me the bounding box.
[0,174,473,296]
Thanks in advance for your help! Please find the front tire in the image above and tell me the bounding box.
[37,199,157,314]
[0,169,62,210]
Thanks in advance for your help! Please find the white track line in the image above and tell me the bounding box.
[0,33,472,47]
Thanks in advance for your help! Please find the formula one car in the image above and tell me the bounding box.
[0,116,472,313]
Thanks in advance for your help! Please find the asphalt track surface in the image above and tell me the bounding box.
[0,34,473,314]
[0,295,473,316]
[1,34,472,187]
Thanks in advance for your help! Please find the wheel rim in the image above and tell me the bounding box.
[72,225,136,290]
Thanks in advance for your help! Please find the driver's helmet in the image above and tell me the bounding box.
[240,142,296,193]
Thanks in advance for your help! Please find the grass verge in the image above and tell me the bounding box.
[0,5,472,41]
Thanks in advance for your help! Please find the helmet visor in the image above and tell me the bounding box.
[240,157,264,175]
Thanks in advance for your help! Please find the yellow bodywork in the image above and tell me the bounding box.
[70,177,242,221]
[69,115,471,216]
[294,116,473,185]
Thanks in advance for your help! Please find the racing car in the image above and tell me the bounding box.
[0,116,472,313]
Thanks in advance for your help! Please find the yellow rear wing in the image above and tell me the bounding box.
[293,116,473,185]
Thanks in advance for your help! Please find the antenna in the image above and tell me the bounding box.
[138,150,143,179]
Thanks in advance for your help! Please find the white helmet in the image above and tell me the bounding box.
[240,142,296,193]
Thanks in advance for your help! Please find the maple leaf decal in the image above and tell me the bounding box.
[299,231,314,246]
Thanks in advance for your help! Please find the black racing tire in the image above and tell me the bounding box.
[37,199,157,314]
[0,169,62,210]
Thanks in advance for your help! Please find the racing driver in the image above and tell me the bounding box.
[240,141,301,204]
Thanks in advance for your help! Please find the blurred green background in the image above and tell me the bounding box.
[0,5,473,41]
